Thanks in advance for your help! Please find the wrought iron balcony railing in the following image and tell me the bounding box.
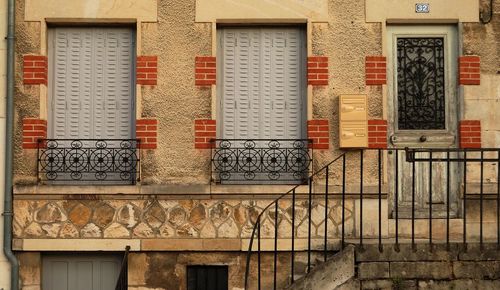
[37,139,140,184]
[211,139,313,184]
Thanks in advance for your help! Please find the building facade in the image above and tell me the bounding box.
[10,0,500,289]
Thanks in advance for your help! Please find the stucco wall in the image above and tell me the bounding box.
[140,0,212,184]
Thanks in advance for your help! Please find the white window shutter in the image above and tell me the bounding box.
[50,28,133,141]
[220,27,306,141]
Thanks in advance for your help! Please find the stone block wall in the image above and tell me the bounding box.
[356,244,500,290]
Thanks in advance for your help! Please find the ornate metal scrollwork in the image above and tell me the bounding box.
[212,139,312,183]
[397,37,446,130]
[38,139,140,184]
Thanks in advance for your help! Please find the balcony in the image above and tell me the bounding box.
[211,139,313,184]
[37,139,140,184]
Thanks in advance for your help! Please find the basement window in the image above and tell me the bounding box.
[187,265,228,290]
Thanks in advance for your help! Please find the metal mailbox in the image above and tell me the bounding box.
[339,95,368,148]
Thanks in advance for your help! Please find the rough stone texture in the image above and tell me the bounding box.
[453,261,500,279]
[18,252,41,287]
[68,203,92,227]
[390,262,452,280]
[286,246,355,290]
[127,252,288,290]
[14,199,354,241]
[418,280,500,290]
[92,203,115,228]
[358,262,389,280]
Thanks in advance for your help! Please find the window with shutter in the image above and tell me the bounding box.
[48,27,135,140]
[218,27,306,141]
[46,27,136,184]
[216,27,308,184]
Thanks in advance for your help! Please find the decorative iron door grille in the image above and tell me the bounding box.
[37,139,140,184]
[211,139,312,184]
[397,37,446,130]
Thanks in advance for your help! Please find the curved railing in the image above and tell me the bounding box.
[244,151,348,289]
[244,148,500,290]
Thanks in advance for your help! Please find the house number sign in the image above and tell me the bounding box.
[415,3,430,13]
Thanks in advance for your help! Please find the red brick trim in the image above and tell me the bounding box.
[195,56,216,86]
[459,56,480,85]
[308,120,329,150]
[137,56,158,86]
[368,120,387,149]
[136,119,158,149]
[195,119,216,149]
[365,56,386,86]
[459,120,481,148]
[23,118,47,149]
[23,55,47,85]
[308,56,328,86]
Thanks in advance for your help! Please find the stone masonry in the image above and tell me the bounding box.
[13,198,355,240]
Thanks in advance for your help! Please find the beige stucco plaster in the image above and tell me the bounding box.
[25,0,158,23]
[195,0,328,23]
[366,0,479,23]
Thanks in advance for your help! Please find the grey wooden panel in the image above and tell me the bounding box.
[42,254,121,290]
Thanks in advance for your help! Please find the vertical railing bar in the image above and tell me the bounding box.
[36,139,41,182]
[463,150,468,251]
[412,156,416,251]
[480,151,484,249]
[342,154,346,250]
[291,188,296,284]
[324,165,329,262]
[257,218,261,290]
[497,150,500,250]
[395,150,399,250]
[446,151,450,250]
[360,150,364,248]
[378,149,382,252]
[429,150,433,251]
[273,201,278,290]
[307,176,313,273]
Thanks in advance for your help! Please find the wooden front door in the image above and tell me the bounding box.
[387,25,460,218]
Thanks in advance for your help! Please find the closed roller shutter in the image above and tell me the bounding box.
[218,27,306,141]
[48,27,134,140]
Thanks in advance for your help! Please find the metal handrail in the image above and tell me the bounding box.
[115,246,130,290]
[243,147,500,290]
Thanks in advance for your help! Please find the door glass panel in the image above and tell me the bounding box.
[397,37,446,130]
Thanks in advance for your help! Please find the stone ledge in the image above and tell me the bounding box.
[141,238,241,251]
[15,238,140,251]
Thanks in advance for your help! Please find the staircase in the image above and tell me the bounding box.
[243,148,500,290]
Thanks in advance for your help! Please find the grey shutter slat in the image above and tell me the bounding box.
[221,30,237,139]
[270,30,287,140]
[261,30,273,139]
[284,29,303,140]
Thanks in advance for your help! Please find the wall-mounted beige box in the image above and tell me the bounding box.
[339,95,368,148]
